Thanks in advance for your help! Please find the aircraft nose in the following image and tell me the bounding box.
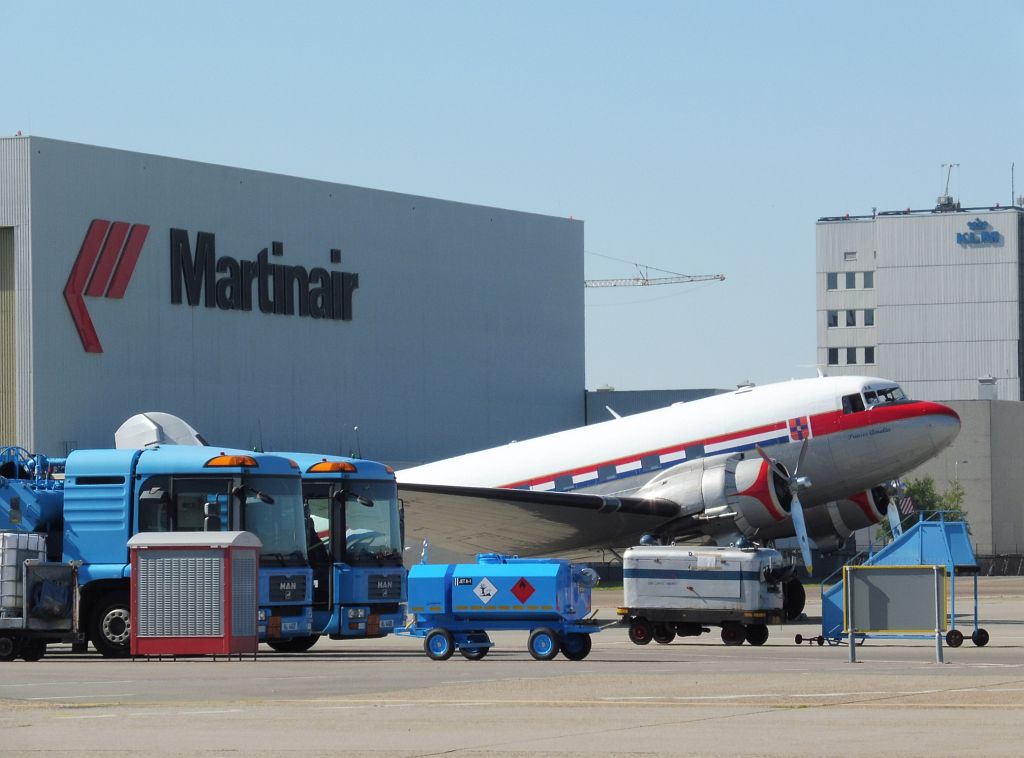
[921,401,960,451]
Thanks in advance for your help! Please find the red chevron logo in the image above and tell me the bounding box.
[64,219,150,353]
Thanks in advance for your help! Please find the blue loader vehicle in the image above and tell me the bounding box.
[0,445,313,657]
[403,553,600,661]
[265,452,406,652]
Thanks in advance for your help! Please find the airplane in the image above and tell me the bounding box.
[395,374,961,586]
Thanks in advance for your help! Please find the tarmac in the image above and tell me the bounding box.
[1,577,1023,756]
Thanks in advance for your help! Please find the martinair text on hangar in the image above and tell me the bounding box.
[170,228,359,320]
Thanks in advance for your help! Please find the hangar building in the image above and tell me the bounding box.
[0,136,584,465]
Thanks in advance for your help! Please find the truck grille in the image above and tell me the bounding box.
[367,573,402,600]
[268,574,307,602]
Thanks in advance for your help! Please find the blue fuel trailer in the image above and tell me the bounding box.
[403,553,600,661]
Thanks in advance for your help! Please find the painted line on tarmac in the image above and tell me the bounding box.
[27,693,136,701]
[0,680,136,689]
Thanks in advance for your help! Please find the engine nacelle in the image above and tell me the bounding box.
[803,486,890,552]
[637,453,792,539]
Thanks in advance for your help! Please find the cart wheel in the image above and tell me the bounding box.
[794,634,803,645]
[424,629,455,661]
[528,627,560,661]
[971,628,990,647]
[19,639,46,662]
[721,623,745,646]
[627,618,653,645]
[560,633,593,661]
[816,636,825,646]
[652,624,676,645]
[744,624,769,646]
[945,629,964,648]
[459,646,489,660]
[0,634,20,662]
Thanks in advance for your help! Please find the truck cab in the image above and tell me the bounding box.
[269,452,406,652]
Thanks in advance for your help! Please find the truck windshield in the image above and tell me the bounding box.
[240,475,308,566]
[305,479,402,566]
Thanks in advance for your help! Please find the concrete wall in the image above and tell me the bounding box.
[1,136,585,464]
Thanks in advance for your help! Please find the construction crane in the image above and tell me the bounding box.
[584,265,725,288]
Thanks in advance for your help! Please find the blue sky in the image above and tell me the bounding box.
[8,1,1023,390]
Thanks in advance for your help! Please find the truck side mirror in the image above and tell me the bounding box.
[203,501,222,532]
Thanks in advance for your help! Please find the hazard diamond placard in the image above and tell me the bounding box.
[511,577,535,604]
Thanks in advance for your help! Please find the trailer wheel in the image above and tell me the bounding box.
[721,623,745,646]
[19,639,46,661]
[89,592,132,658]
[559,633,592,661]
[972,628,990,647]
[0,633,20,662]
[627,618,653,645]
[424,629,455,660]
[946,629,964,648]
[528,627,560,660]
[652,624,675,645]
[744,624,769,646]
[267,634,321,653]
[459,646,489,660]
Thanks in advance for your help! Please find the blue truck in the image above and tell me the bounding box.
[265,452,406,652]
[0,445,313,658]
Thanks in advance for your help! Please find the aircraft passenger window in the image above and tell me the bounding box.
[841,393,865,414]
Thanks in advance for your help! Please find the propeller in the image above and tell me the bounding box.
[756,440,814,574]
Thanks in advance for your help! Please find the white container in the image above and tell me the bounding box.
[0,532,47,614]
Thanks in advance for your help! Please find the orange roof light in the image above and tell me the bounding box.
[307,461,358,473]
[205,454,259,468]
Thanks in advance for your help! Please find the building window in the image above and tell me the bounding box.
[826,272,838,290]
[844,251,857,261]
[845,272,856,289]
[827,310,838,328]
[864,308,874,326]
[847,347,857,365]
[827,348,839,366]
[864,346,875,364]
[846,310,857,327]
[863,271,874,289]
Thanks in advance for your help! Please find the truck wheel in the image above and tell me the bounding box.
[783,578,806,620]
[0,633,20,662]
[972,628,990,647]
[652,624,675,644]
[267,635,321,653]
[528,627,560,660]
[89,592,132,658]
[721,623,745,646]
[19,639,46,661]
[627,618,653,645]
[424,629,455,661]
[744,624,769,646]
[459,647,489,660]
[559,633,592,661]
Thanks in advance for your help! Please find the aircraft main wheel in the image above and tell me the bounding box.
[783,578,806,620]
[459,647,489,660]
[559,633,592,661]
[946,629,964,648]
[794,634,804,645]
[528,627,560,660]
[424,629,455,661]
[0,634,20,662]
[971,628,990,647]
[267,634,321,653]
[652,624,676,644]
[744,624,769,646]
[89,592,131,658]
[721,623,745,646]
[628,618,653,645]
[19,639,46,661]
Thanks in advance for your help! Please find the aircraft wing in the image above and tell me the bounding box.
[398,482,687,564]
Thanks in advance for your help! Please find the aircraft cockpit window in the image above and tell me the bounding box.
[863,385,907,407]
[841,393,866,414]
